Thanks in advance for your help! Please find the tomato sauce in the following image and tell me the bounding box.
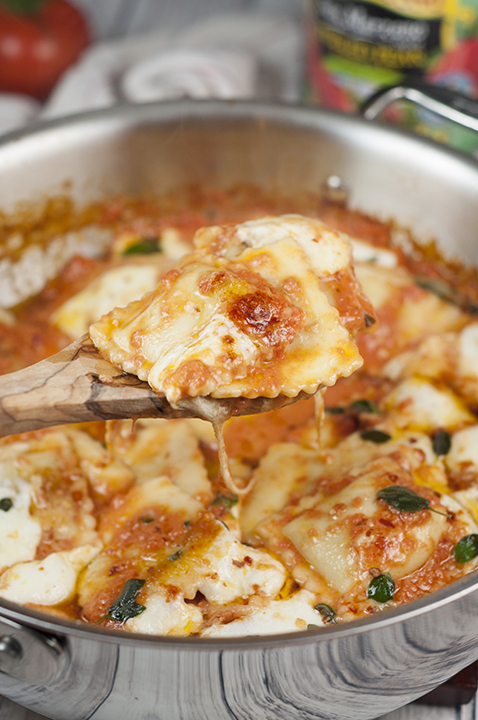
[1,187,478,633]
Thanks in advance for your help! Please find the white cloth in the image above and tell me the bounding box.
[0,12,299,128]
[0,93,40,135]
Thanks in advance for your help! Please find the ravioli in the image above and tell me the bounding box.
[89,215,375,407]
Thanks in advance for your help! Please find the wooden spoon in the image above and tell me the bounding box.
[0,334,309,438]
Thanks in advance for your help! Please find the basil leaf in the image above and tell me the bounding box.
[325,406,345,415]
[123,238,160,255]
[367,573,395,603]
[314,603,336,624]
[432,429,451,456]
[107,578,146,623]
[414,276,478,314]
[378,485,450,518]
[212,492,238,510]
[167,550,182,562]
[364,314,376,328]
[350,399,380,415]
[454,534,478,564]
[378,485,430,512]
[414,276,463,307]
[360,429,391,444]
[0,498,13,512]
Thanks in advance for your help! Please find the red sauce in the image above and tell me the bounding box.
[1,187,477,632]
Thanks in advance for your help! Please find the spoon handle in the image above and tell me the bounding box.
[0,335,176,437]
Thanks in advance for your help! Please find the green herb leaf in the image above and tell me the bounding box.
[307,624,320,630]
[378,485,450,517]
[367,573,395,603]
[167,550,182,562]
[325,406,345,415]
[364,314,376,328]
[314,603,336,624]
[0,498,13,512]
[454,534,478,564]
[414,276,478,314]
[140,516,154,524]
[350,399,380,415]
[211,492,238,510]
[123,238,161,255]
[414,276,463,307]
[107,579,146,623]
[378,485,430,512]
[432,429,451,456]
[360,429,391,444]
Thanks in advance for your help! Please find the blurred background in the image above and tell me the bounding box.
[76,0,303,39]
[0,0,305,134]
[1,0,478,152]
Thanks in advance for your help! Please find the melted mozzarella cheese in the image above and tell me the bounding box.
[53,263,164,340]
[0,473,41,571]
[201,590,323,637]
[447,426,478,482]
[441,494,478,535]
[453,486,478,525]
[0,431,100,552]
[90,215,367,406]
[384,377,473,431]
[223,215,352,275]
[0,544,100,605]
[354,264,410,310]
[164,523,286,606]
[194,527,286,604]
[127,588,203,636]
[383,323,478,406]
[458,323,478,379]
[350,239,398,268]
[160,228,192,260]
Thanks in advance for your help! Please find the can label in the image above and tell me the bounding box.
[306,0,478,150]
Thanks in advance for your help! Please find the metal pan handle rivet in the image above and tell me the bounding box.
[0,634,22,671]
[0,618,68,685]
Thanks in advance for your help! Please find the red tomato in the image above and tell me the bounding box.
[0,0,90,99]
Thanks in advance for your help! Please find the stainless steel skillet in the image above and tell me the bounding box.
[0,98,477,720]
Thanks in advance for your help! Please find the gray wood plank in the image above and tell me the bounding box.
[0,696,48,720]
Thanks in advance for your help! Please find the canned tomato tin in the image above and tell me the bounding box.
[305,0,478,151]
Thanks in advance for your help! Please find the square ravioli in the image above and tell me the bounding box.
[89,215,375,405]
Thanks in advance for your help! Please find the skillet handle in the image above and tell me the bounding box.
[361,81,478,135]
[0,614,68,685]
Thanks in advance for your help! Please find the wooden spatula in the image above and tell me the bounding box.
[0,334,307,438]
